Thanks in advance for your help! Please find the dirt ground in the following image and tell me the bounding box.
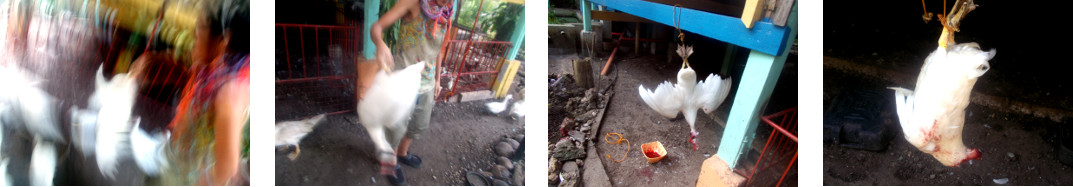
[275,64,527,185]
[549,41,798,186]
[823,0,1073,185]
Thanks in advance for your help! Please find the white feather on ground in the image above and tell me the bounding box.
[486,95,513,114]
[275,114,327,160]
[357,62,425,174]
[30,136,56,186]
[637,45,733,150]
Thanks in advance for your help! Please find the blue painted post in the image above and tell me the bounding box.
[505,8,525,60]
[588,0,789,55]
[363,0,381,59]
[580,0,591,31]
[716,3,797,168]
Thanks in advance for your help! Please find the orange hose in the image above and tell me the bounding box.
[604,133,630,162]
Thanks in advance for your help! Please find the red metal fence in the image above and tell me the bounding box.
[436,40,512,101]
[744,107,798,187]
[275,23,361,121]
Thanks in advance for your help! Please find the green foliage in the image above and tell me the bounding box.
[380,0,402,48]
[481,2,523,41]
[549,4,561,24]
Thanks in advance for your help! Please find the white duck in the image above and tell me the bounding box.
[487,94,513,114]
[889,42,992,166]
[275,114,327,160]
[357,62,425,174]
[638,45,733,150]
[511,100,525,118]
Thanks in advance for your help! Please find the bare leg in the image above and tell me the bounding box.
[396,138,413,156]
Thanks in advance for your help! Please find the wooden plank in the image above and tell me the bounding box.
[590,0,791,56]
[741,0,765,29]
[772,0,795,26]
[643,0,743,18]
[590,11,656,23]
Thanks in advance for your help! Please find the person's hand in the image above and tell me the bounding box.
[376,44,394,72]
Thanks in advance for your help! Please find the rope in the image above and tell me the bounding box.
[604,133,629,162]
[672,4,685,43]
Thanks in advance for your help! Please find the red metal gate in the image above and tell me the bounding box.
[737,107,798,187]
[275,23,361,121]
[436,39,512,101]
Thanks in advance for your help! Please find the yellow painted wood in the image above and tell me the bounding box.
[493,60,521,98]
[740,0,765,28]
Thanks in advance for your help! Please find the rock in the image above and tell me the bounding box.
[512,162,525,185]
[513,133,524,142]
[466,171,490,186]
[481,170,495,180]
[493,165,511,180]
[560,118,577,135]
[549,157,561,173]
[497,157,514,170]
[559,161,580,187]
[495,142,515,157]
[552,138,585,160]
[493,179,510,186]
[549,173,560,185]
[503,138,521,149]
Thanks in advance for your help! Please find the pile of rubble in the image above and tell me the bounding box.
[547,73,614,187]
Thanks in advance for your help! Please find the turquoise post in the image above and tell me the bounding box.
[505,8,524,60]
[715,3,797,168]
[580,0,591,31]
[363,0,380,59]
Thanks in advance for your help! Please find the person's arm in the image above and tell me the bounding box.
[370,0,419,71]
[210,77,250,185]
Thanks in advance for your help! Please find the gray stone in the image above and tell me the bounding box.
[497,157,513,170]
[492,179,510,186]
[559,161,580,187]
[503,138,521,150]
[495,142,515,157]
[552,138,585,160]
[513,133,525,143]
[493,165,511,180]
[513,162,525,185]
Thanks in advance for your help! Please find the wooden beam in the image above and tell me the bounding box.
[741,0,765,29]
[590,11,656,23]
[590,0,791,55]
[772,0,795,26]
[643,0,743,18]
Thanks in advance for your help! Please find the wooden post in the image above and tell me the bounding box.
[634,22,641,55]
[573,58,594,88]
